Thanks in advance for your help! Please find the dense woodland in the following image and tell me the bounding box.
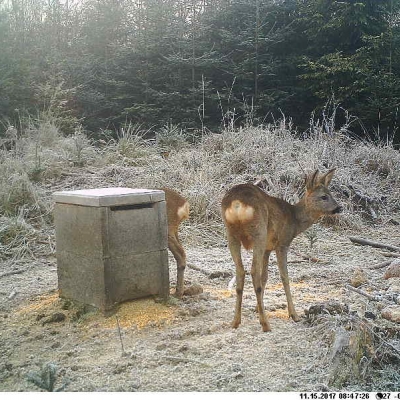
[1,0,400,141]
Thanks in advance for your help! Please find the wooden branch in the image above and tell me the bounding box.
[0,269,25,279]
[188,264,233,279]
[380,251,400,258]
[292,250,322,263]
[208,271,233,279]
[369,260,392,270]
[115,316,126,356]
[187,263,210,276]
[345,284,378,301]
[348,236,400,253]
[162,356,210,367]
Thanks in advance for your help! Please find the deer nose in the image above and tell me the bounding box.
[332,206,343,214]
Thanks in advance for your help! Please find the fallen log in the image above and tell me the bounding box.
[348,236,400,253]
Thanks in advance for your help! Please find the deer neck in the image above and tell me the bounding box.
[293,199,320,236]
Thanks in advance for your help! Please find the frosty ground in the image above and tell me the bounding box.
[1,220,399,392]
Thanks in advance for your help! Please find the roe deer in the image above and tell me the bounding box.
[221,169,342,332]
[162,188,190,297]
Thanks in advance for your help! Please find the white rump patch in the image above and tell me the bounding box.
[177,201,189,221]
[225,200,254,223]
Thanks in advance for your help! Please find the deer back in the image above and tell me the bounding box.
[222,184,298,250]
[222,169,341,250]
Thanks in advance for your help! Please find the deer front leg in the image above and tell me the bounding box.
[276,246,301,322]
[227,234,245,329]
[251,246,271,332]
[168,233,186,298]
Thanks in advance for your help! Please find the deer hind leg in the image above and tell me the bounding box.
[255,250,271,313]
[227,233,245,329]
[276,246,300,322]
[251,245,271,332]
[168,232,186,298]
[262,250,271,290]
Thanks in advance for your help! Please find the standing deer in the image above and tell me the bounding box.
[162,188,189,298]
[221,169,342,332]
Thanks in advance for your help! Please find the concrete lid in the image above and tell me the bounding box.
[53,188,165,207]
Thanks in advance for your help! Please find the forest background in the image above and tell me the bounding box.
[0,0,400,142]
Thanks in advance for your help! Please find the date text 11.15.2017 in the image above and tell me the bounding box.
[299,393,372,400]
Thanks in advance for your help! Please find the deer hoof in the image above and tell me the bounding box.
[291,313,301,322]
[232,319,241,329]
[262,323,271,332]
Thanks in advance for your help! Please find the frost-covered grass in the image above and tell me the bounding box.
[1,119,400,254]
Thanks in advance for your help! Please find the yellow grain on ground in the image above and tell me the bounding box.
[16,292,59,315]
[269,309,290,320]
[268,282,308,291]
[95,298,176,330]
[14,292,177,331]
[208,288,234,299]
[301,287,342,303]
[92,288,234,330]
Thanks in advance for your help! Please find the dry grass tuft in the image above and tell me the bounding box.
[0,215,39,260]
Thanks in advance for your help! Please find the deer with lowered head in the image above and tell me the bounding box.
[162,188,190,298]
[221,169,342,332]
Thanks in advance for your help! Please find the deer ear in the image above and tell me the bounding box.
[306,170,319,190]
[320,168,336,187]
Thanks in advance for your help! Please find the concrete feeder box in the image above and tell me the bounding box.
[53,188,169,311]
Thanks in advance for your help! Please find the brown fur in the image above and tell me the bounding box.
[221,169,341,332]
[162,188,189,297]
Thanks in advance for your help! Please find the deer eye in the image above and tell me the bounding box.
[321,195,328,201]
